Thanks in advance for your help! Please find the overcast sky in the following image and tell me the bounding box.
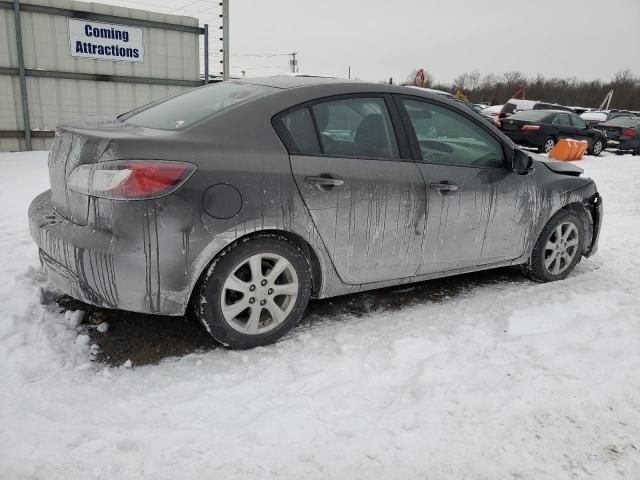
[103,0,639,83]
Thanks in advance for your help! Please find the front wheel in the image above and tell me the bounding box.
[524,210,585,282]
[195,235,312,349]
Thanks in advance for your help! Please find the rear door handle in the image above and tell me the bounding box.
[305,176,345,188]
[430,182,458,193]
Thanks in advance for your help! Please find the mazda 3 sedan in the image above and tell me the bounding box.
[29,77,602,348]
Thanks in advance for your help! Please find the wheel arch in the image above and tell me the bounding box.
[554,201,594,255]
[187,229,324,312]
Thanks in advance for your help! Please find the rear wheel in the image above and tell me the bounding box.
[540,137,556,154]
[195,235,312,349]
[524,210,585,282]
[590,138,604,156]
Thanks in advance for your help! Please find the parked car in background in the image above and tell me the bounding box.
[481,104,503,124]
[28,77,602,348]
[581,110,639,127]
[598,117,640,154]
[499,99,573,120]
[469,103,488,113]
[499,109,606,154]
[568,106,590,115]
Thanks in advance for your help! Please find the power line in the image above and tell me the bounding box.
[206,53,289,58]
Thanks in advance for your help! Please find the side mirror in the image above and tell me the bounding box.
[513,149,534,174]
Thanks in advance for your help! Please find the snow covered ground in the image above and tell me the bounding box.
[1,151,640,479]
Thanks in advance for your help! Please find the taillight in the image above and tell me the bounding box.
[68,160,196,200]
[521,124,541,131]
[496,121,502,128]
[622,128,636,137]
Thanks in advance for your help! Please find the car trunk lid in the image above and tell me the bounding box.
[49,126,114,225]
[600,125,622,140]
[501,118,529,131]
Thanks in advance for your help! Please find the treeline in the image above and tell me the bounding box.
[409,69,640,110]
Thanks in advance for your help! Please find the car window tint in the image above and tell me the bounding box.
[571,115,587,128]
[402,99,504,168]
[278,107,321,155]
[311,98,399,160]
[553,114,571,126]
[604,117,640,127]
[123,82,275,130]
[509,110,552,122]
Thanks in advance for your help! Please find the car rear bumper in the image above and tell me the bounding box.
[28,190,189,315]
[607,138,640,151]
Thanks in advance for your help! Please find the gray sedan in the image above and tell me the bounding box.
[29,77,602,348]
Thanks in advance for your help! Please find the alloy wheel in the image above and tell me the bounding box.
[220,253,299,334]
[544,221,579,275]
[592,140,603,155]
[544,138,556,153]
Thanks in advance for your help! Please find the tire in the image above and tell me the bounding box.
[523,209,585,282]
[195,235,312,349]
[540,137,556,154]
[590,138,604,156]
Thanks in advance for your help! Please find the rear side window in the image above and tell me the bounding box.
[311,98,399,159]
[277,108,321,155]
[552,114,571,126]
[122,82,275,130]
[570,115,587,128]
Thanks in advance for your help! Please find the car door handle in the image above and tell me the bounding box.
[430,182,458,193]
[305,176,345,188]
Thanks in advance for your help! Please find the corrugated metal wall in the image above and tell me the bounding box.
[0,0,201,151]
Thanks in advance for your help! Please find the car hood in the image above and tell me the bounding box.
[533,154,583,176]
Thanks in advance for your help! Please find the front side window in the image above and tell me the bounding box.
[122,81,275,130]
[310,98,399,159]
[401,99,504,168]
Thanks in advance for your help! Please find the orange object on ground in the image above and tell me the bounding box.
[548,139,588,161]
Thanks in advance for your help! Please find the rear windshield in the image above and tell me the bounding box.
[122,81,275,130]
[508,110,554,122]
[602,117,640,127]
[534,103,571,112]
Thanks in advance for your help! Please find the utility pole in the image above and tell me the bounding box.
[348,66,351,79]
[219,0,229,80]
[289,52,298,74]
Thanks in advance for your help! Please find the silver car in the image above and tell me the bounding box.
[29,77,602,348]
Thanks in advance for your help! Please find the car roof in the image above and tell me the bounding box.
[240,75,358,89]
[233,76,466,102]
[538,109,573,114]
[406,86,455,98]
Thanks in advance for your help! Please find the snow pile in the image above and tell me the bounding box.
[1,151,640,479]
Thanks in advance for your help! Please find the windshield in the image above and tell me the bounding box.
[508,110,553,122]
[122,81,276,130]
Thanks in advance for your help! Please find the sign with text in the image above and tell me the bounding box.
[69,19,144,62]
